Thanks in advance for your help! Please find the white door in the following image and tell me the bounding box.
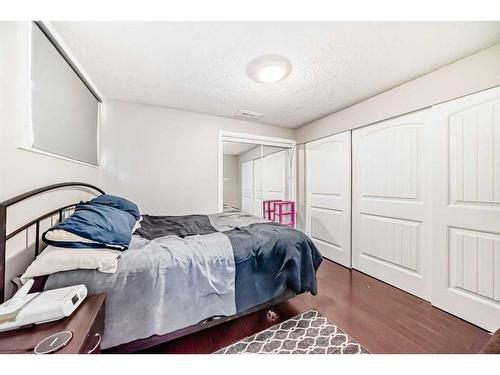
[306,131,351,266]
[263,150,286,201]
[241,160,254,214]
[432,86,500,332]
[253,158,263,217]
[352,109,432,300]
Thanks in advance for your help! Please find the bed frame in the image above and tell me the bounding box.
[0,182,297,353]
[0,182,106,303]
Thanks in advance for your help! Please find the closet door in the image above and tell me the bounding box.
[241,160,254,214]
[306,131,351,266]
[263,150,286,201]
[432,86,500,332]
[253,158,263,217]
[352,109,432,300]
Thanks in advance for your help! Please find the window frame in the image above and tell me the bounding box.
[17,21,102,168]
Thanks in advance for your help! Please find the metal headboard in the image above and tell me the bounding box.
[0,182,105,302]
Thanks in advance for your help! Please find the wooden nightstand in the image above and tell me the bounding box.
[0,293,105,354]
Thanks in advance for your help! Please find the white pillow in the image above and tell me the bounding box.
[43,219,142,245]
[20,245,121,283]
[44,229,100,244]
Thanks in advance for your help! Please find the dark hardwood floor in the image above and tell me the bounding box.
[141,260,491,354]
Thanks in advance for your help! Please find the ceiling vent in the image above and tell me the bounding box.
[234,109,263,121]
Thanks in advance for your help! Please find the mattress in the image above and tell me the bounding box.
[43,212,322,349]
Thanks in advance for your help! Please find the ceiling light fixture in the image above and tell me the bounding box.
[247,55,292,84]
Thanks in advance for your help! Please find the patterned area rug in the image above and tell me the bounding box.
[215,310,368,354]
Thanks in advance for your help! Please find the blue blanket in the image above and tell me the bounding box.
[226,222,321,311]
[135,213,321,311]
[43,201,137,249]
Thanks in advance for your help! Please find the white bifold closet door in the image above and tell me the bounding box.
[352,109,432,300]
[253,158,263,217]
[306,132,351,267]
[248,150,287,218]
[431,86,500,332]
[263,150,286,202]
[241,160,254,214]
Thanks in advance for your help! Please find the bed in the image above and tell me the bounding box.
[0,183,322,352]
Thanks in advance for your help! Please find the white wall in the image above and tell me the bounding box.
[223,154,239,209]
[99,100,295,215]
[0,22,103,205]
[0,22,105,234]
[297,43,500,143]
[0,22,104,298]
[0,21,294,219]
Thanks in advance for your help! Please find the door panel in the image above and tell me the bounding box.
[263,150,286,201]
[352,109,432,300]
[359,214,420,272]
[306,131,351,266]
[253,158,263,217]
[432,86,500,332]
[245,150,288,218]
[241,160,254,214]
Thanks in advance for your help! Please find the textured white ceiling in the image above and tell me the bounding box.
[51,22,500,128]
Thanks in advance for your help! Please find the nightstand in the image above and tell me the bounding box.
[0,293,105,354]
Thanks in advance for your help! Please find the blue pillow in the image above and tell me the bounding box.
[90,194,140,220]
[42,202,136,250]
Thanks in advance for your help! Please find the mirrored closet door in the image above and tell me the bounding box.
[222,141,262,214]
[220,136,295,218]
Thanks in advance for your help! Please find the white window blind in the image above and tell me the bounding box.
[31,23,99,166]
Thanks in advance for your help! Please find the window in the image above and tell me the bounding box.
[28,22,101,166]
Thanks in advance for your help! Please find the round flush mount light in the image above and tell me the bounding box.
[247,55,292,83]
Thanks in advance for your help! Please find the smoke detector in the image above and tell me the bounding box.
[234,109,263,121]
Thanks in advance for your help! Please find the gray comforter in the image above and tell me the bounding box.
[44,212,322,349]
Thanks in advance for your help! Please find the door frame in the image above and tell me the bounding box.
[218,131,296,213]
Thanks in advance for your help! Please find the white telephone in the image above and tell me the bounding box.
[0,280,87,332]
